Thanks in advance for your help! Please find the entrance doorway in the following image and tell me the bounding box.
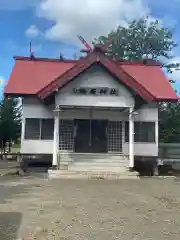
[74,119,107,153]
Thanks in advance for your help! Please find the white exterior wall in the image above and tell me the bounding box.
[21,97,54,154]
[124,104,158,156]
[21,97,158,156]
[21,65,158,156]
[56,65,135,108]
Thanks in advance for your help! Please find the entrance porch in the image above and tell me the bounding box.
[52,107,135,169]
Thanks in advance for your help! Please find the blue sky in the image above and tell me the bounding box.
[1,0,180,91]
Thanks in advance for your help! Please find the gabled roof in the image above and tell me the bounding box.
[120,64,176,100]
[5,52,178,102]
[5,57,76,95]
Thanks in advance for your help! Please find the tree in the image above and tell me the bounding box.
[95,17,180,143]
[94,17,179,73]
[158,101,180,143]
[0,97,22,153]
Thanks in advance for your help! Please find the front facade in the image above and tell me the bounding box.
[5,47,178,169]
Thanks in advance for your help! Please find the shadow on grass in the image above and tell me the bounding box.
[0,212,22,240]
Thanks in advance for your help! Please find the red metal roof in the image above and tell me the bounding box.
[120,64,177,100]
[5,57,75,95]
[5,53,178,102]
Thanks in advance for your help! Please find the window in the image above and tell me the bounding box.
[24,118,54,140]
[41,119,54,140]
[25,118,40,140]
[125,122,155,143]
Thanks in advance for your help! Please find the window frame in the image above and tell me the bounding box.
[24,118,41,140]
[41,119,54,140]
[125,121,156,143]
[24,118,54,140]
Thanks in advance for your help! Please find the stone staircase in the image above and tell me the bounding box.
[48,153,139,179]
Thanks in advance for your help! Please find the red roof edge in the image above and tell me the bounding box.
[155,98,179,102]
[13,56,79,63]
[99,55,155,101]
[38,54,97,99]
[4,93,36,98]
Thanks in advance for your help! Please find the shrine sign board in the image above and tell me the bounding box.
[73,87,119,96]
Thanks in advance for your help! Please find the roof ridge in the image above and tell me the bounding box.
[14,56,78,63]
[13,56,161,66]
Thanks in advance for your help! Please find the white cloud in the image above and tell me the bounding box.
[25,25,41,38]
[0,76,5,95]
[36,0,150,44]
[169,70,180,82]
[167,57,180,81]
[0,76,5,85]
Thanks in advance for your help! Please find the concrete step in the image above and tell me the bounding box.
[68,166,128,171]
[60,156,127,160]
[60,159,128,164]
[60,157,127,161]
[59,153,126,156]
[59,153,129,172]
[48,170,139,180]
[49,169,138,175]
[59,153,127,159]
[71,162,128,166]
[50,170,129,174]
[60,156,128,161]
[76,155,126,158]
[60,160,128,165]
[49,169,138,174]
[69,166,129,170]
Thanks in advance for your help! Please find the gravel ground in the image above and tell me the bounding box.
[1,177,180,239]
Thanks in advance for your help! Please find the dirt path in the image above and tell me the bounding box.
[0,177,180,239]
